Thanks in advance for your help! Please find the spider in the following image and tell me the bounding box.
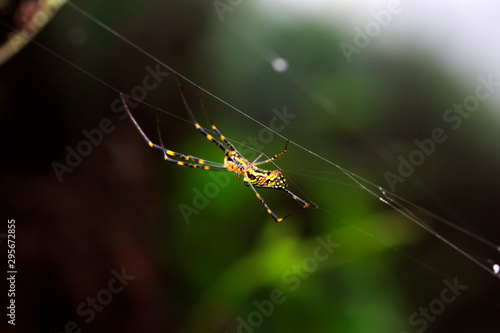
[120,74,318,222]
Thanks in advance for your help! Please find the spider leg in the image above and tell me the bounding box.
[254,140,289,165]
[194,85,240,153]
[121,94,227,170]
[250,153,264,164]
[152,98,224,167]
[155,107,168,159]
[175,75,230,154]
[244,171,288,222]
[282,188,319,209]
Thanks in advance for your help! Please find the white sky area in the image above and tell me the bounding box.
[257,0,500,103]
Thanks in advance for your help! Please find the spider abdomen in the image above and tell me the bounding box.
[243,169,288,189]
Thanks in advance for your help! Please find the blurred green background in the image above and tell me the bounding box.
[1,1,500,332]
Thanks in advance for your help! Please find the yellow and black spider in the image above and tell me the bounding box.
[120,75,318,222]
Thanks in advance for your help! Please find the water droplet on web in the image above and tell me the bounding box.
[272,57,289,72]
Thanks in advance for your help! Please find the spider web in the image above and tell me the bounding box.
[57,0,500,281]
